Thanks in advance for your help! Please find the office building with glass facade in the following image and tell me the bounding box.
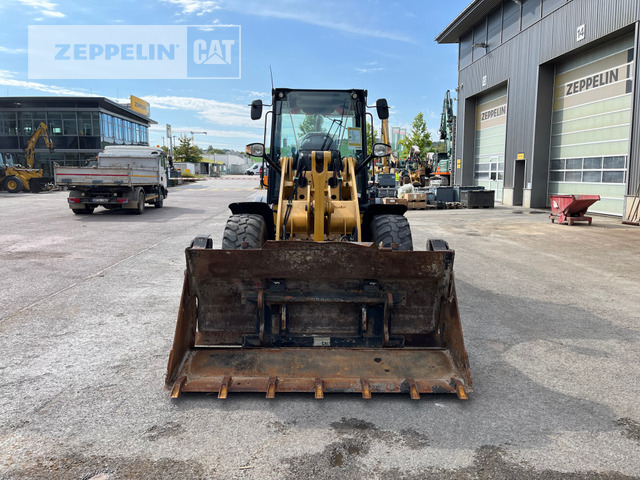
[0,96,155,176]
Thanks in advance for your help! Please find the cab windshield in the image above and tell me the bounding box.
[272,91,365,163]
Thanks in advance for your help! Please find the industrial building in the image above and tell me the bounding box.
[0,96,155,176]
[436,0,640,217]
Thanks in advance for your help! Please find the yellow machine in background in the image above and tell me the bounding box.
[0,122,55,193]
[165,88,472,400]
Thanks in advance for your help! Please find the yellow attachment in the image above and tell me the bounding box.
[275,152,361,242]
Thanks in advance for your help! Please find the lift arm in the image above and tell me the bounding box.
[25,122,55,169]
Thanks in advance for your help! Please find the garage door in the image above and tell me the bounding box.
[549,35,634,215]
[474,87,508,202]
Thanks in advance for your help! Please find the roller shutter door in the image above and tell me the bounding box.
[549,35,634,215]
[474,87,507,202]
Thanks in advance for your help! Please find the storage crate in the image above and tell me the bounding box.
[460,190,494,208]
[382,197,408,206]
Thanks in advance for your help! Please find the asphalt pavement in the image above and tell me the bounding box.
[1,176,639,479]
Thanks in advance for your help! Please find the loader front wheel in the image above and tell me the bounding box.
[222,214,267,249]
[370,214,413,251]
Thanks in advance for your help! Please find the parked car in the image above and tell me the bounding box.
[245,163,261,175]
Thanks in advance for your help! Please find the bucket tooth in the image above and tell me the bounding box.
[218,376,231,399]
[408,378,421,400]
[456,383,468,400]
[170,376,186,399]
[314,378,324,399]
[266,377,277,399]
[361,379,372,399]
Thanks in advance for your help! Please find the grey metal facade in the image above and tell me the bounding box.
[437,0,640,211]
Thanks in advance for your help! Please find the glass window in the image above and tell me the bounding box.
[459,31,473,68]
[474,171,490,180]
[100,113,107,137]
[566,158,582,170]
[476,164,490,171]
[604,156,625,169]
[582,171,601,183]
[472,19,487,62]
[92,112,100,136]
[521,0,541,29]
[603,171,624,183]
[565,171,581,182]
[550,159,564,170]
[4,112,17,135]
[19,112,33,135]
[487,6,502,51]
[549,171,564,182]
[502,0,520,41]
[78,112,93,136]
[583,157,602,169]
[48,112,63,135]
[63,112,78,136]
[543,0,565,16]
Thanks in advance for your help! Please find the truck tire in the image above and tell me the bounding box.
[4,176,23,193]
[73,205,94,214]
[134,190,145,214]
[222,214,267,249]
[370,214,413,251]
[155,189,164,208]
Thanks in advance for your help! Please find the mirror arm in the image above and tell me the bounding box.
[354,154,374,175]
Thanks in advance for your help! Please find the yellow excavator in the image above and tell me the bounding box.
[165,88,472,399]
[0,122,55,193]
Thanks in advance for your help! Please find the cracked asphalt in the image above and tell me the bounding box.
[1,177,639,479]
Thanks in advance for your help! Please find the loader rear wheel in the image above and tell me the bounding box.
[222,214,267,249]
[370,214,413,251]
[4,176,23,193]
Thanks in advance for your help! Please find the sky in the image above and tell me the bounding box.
[0,0,471,151]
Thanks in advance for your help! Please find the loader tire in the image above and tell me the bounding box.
[4,176,23,193]
[370,214,413,251]
[222,214,267,249]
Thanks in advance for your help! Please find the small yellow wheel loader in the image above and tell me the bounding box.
[166,88,472,399]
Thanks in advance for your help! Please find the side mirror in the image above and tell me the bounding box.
[245,143,265,157]
[375,98,389,120]
[372,143,392,157]
[250,100,263,120]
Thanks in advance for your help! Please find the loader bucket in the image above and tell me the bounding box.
[165,240,472,399]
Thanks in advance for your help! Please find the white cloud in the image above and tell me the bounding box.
[42,9,65,17]
[150,124,258,139]
[157,0,414,43]
[0,70,94,96]
[159,0,221,15]
[144,95,260,128]
[220,1,415,44]
[0,46,27,54]
[14,0,65,18]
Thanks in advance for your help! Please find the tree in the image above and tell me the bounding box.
[366,123,379,156]
[299,114,326,135]
[398,112,432,159]
[173,135,203,163]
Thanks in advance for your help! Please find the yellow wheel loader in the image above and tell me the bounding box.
[0,122,55,193]
[166,88,472,399]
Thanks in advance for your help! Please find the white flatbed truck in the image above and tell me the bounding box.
[54,146,169,215]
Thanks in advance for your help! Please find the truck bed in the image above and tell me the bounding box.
[54,166,160,187]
